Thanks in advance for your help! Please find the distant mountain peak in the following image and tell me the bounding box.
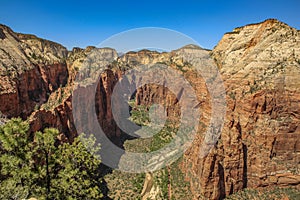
[179,44,203,50]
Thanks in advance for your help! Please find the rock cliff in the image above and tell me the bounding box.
[0,24,68,118]
[29,47,122,143]
[182,19,300,199]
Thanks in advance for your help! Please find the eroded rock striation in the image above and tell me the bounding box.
[182,19,300,199]
[0,24,68,118]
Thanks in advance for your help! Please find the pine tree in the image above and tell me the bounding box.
[0,118,103,199]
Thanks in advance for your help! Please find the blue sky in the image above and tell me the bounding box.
[1,0,299,50]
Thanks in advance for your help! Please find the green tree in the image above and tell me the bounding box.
[0,118,103,199]
[0,118,33,199]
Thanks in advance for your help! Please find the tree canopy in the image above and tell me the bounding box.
[0,118,103,200]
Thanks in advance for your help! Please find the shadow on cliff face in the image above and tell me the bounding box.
[242,144,248,188]
[73,72,184,198]
[96,128,141,199]
[72,71,144,199]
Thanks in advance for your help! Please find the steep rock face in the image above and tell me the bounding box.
[74,63,123,143]
[29,47,123,143]
[182,19,300,199]
[27,46,96,138]
[29,95,75,141]
[124,46,211,124]
[0,24,68,118]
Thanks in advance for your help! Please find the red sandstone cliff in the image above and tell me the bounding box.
[182,19,300,199]
[0,24,68,118]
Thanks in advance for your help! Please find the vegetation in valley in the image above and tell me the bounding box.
[225,187,300,200]
[103,99,191,200]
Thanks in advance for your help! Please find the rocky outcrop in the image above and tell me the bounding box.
[27,46,97,139]
[0,24,68,118]
[28,47,124,144]
[182,19,300,199]
[29,94,75,141]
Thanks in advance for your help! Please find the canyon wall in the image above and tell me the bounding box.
[0,24,68,118]
[182,19,300,199]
